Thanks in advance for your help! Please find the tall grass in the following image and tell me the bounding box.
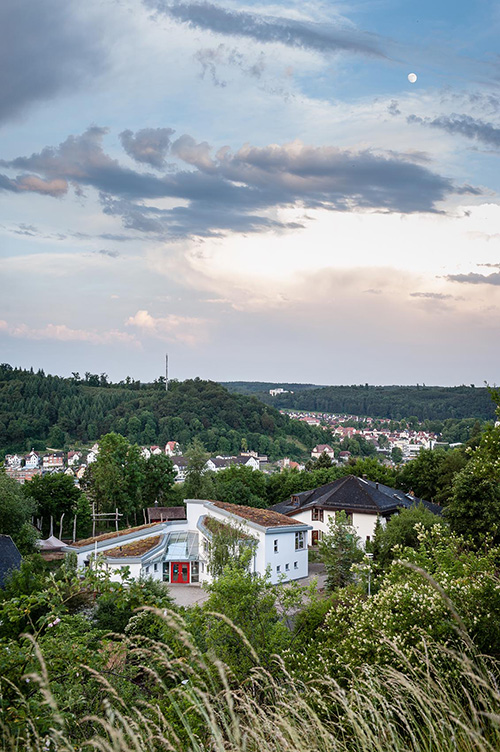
[3,610,500,752]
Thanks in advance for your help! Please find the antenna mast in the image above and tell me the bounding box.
[165,353,169,391]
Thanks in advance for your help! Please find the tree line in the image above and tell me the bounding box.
[0,364,327,460]
[228,381,497,421]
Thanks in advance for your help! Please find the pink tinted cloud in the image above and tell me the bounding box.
[6,322,139,347]
[126,309,208,345]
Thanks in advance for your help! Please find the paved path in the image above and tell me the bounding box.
[167,584,210,608]
[167,562,327,608]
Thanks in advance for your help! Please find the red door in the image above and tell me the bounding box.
[171,562,190,584]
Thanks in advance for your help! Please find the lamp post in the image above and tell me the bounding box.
[366,552,374,596]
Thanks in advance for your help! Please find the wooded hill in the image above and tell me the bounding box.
[223,382,497,421]
[0,365,326,458]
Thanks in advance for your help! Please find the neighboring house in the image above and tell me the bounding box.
[141,447,151,460]
[76,465,87,480]
[165,441,181,456]
[5,467,42,483]
[65,500,311,586]
[147,506,187,523]
[150,446,162,455]
[272,475,442,546]
[24,449,40,470]
[86,450,98,464]
[311,444,335,460]
[338,451,351,463]
[172,456,188,483]
[0,535,22,588]
[5,454,22,469]
[42,453,65,470]
[208,455,260,472]
[67,451,81,467]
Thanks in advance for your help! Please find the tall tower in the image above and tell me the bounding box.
[165,353,169,391]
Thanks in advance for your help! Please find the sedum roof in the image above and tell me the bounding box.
[210,500,301,528]
[104,535,162,558]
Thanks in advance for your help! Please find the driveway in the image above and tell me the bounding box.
[167,562,327,608]
[167,584,210,608]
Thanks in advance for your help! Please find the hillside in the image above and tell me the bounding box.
[223,382,497,421]
[0,365,326,459]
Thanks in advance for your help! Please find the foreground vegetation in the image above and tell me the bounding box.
[2,518,500,751]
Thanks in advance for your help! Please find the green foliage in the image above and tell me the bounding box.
[211,465,268,507]
[0,366,326,460]
[26,473,82,536]
[264,382,496,421]
[0,469,38,552]
[205,519,257,579]
[391,445,403,463]
[85,432,145,516]
[373,505,446,569]
[183,437,213,499]
[202,565,290,678]
[141,452,176,506]
[397,447,467,504]
[319,510,364,590]
[446,423,500,542]
[93,576,174,633]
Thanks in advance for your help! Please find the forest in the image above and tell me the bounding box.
[225,381,497,420]
[0,364,327,460]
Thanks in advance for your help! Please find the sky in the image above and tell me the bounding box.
[1,0,500,386]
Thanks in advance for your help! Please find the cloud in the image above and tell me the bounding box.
[120,128,175,169]
[126,309,208,345]
[410,292,453,300]
[0,126,475,239]
[95,249,120,258]
[145,1,387,59]
[387,100,401,117]
[3,321,139,346]
[446,272,500,285]
[408,114,500,149]
[0,0,106,123]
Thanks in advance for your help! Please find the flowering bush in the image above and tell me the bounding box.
[290,524,500,682]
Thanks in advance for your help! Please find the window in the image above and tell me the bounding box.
[191,561,199,583]
[145,566,150,574]
[295,531,305,550]
[154,563,158,572]
[277,565,281,573]
[162,562,169,582]
[285,563,290,571]
[294,561,298,569]
[312,508,324,522]
[273,539,279,553]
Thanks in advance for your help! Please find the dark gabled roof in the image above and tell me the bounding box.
[272,475,442,518]
[147,506,186,522]
[0,535,22,588]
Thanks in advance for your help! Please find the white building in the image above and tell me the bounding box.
[25,450,40,469]
[65,500,311,586]
[272,475,443,546]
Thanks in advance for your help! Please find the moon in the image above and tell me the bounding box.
[408,72,417,83]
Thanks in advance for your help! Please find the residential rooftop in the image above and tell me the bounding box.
[210,500,301,528]
[104,535,162,558]
[73,522,161,548]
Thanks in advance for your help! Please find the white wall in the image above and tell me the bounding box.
[264,529,308,584]
[289,508,378,546]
